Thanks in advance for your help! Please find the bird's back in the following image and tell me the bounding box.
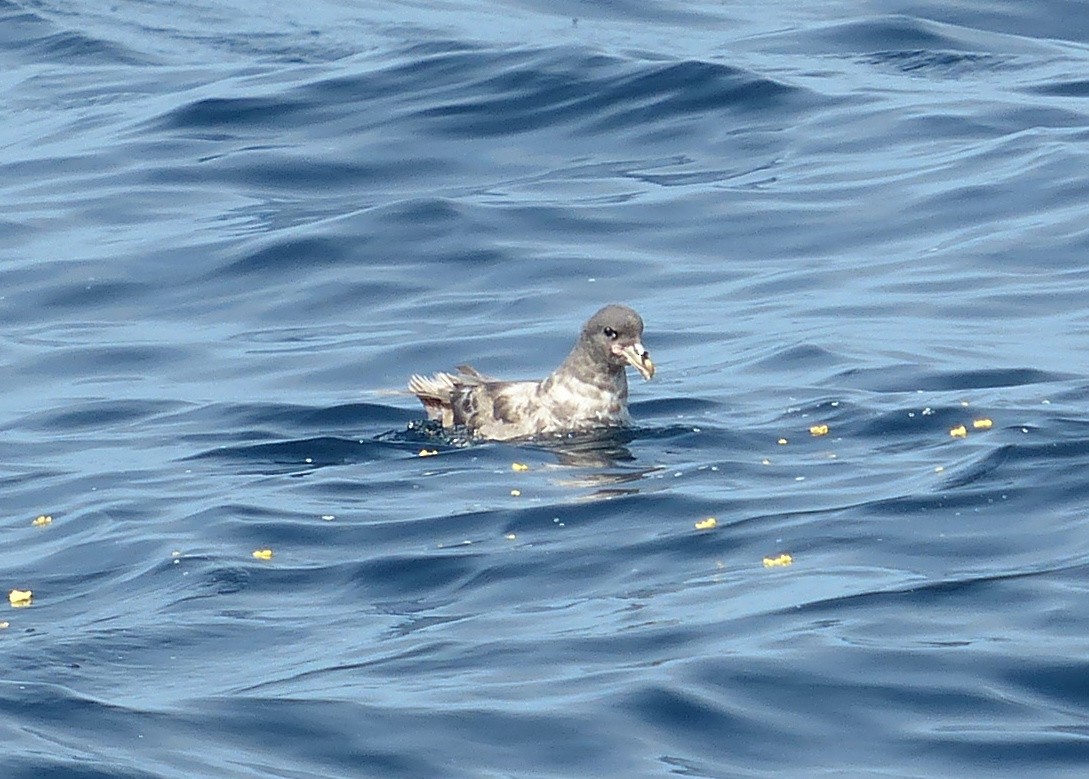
[408,366,542,439]
[409,364,629,441]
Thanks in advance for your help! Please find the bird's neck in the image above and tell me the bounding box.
[548,345,628,395]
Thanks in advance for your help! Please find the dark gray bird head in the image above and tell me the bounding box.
[580,304,655,380]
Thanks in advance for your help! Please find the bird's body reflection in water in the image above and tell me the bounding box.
[536,432,662,497]
[400,420,662,498]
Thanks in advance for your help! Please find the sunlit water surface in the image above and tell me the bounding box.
[4,1,1089,776]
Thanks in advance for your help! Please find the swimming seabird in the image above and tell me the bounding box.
[408,304,654,441]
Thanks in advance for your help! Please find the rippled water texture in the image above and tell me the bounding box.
[4,0,1089,776]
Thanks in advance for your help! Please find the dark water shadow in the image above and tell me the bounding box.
[384,420,667,495]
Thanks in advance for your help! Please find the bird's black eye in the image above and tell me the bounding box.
[603,327,618,340]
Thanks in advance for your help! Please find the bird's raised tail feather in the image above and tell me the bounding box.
[408,372,457,424]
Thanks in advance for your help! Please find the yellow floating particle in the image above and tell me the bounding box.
[809,424,829,437]
[32,515,52,527]
[505,533,517,540]
[8,589,32,607]
[0,621,8,629]
[777,438,788,445]
[251,549,274,561]
[762,554,793,568]
[510,489,521,497]
[973,418,993,430]
[694,517,718,530]
[949,425,968,438]
[511,462,529,472]
[418,449,439,457]
[761,458,772,465]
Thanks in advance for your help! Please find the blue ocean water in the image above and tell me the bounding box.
[4,0,1089,776]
